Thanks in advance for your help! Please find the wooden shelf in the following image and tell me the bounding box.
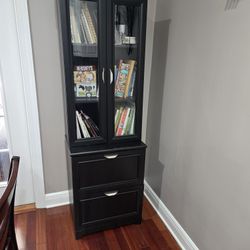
[75,97,99,104]
[73,44,98,58]
[115,44,137,49]
[115,97,135,105]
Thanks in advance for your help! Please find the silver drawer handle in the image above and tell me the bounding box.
[104,191,118,197]
[102,68,105,83]
[104,154,118,159]
[110,69,113,84]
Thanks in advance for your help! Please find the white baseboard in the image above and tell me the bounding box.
[144,181,199,250]
[45,190,70,208]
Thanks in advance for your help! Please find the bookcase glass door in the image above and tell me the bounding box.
[113,4,140,138]
[69,0,104,141]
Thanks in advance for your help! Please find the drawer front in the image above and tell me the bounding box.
[74,149,145,189]
[78,188,141,225]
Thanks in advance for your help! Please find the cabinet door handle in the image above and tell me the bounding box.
[104,191,118,197]
[110,69,113,84]
[104,154,118,159]
[102,68,105,83]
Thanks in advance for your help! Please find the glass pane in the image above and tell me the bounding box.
[0,151,10,182]
[114,5,139,137]
[69,0,101,140]
[70,0,98,57]
[0,117,8,149]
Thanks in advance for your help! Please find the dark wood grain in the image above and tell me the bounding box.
[15,197,180,250]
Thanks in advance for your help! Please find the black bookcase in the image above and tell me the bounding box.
[57,0,147,238]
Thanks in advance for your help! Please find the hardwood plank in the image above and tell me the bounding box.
[36,243,47,250]
[15,203,36,215]
[104,229,122,250]
[46,206,79,250]
[152,214,167,232]
[162,230,181,250]
[36,209,46,245]
[84,232,109,250]
[113,227,131,250]
[142,197,156,220]
[122,224,150,249]
[142,219,172,249]
[26,212,36,249]
[15,213,28,249]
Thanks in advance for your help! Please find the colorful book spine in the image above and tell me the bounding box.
[124,60,136,97]
[116,108,128,136]
[115,107,122,132]
[124,107,134,135]
[121,108,131,135]
[115,61,130,98]
[128,68,136,97]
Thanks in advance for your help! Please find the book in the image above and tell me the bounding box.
[76,114,82,139]
[115,60,130,98]
[73,65,97,98]
[128,67,136,97]
[121,108,131,135]
[129,109,135,135]
[124,60,136,97]
[124,107,134,135]
[81,8,93,44]
[76,111,90,138]
[116,108,128,136]
[70,5,81,44]
[83,2,97,44]
[81,112,100,137]
[80,112,96,137]
[88,2,98,34]
[115,60,136,98]
[115,107,123,132]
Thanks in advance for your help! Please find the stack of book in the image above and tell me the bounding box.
[114,60,136,98]
[76,111,100,139]
[70,1,97,45]
[115,106,135,136]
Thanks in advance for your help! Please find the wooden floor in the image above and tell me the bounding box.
[15,197,180,250]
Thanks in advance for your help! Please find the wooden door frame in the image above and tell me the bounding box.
[12,0,46,208]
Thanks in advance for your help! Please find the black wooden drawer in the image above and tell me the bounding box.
[74,149,145,189]
[78,186,142,225]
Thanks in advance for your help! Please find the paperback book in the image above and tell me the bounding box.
[76,110,100,139]
[114,60,136,98]
[73,65,97,98]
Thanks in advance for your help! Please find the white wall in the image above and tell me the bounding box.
[145,0,250,249]
[28,0,68,193]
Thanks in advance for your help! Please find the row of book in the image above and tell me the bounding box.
[70,1,97,45]
[76,110,100,139]
[115,60,136,98]
[115,106,135,136]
